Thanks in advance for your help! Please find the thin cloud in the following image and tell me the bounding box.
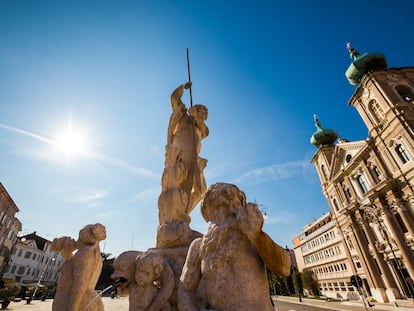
[0,123,158,178]
[133,188,159,203]
[0,123,54,145]
[235,160,311,185]
[78,190,109,203]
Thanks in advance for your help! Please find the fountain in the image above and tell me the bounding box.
[53,54,291,311]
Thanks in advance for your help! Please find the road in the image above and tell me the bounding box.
[275,300,338,311]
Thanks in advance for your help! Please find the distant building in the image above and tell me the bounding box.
[0,183,22,276]
[3,232,64,287]
[284,246,297,271]
[310,45,414,303]
[293,212,357,300]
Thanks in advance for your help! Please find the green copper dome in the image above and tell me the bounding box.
[345,43,387,86]
[310,115,338,148]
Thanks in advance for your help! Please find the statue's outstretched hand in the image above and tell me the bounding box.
[184,81,192,89]
[237,203,263,242]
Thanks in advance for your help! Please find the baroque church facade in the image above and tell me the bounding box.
[310,46,414,303]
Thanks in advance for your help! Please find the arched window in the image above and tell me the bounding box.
[369,99,385,122]
[333,198,340,211]
[357,174,369,193]
[395,143,411,164]
[341,182,352,202]
[396,85,414,104]
[372,166,382,180]
[321,164,327,180]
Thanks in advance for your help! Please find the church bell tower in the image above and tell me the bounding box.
[310,45,414,303]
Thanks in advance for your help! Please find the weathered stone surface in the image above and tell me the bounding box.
[178,183,291,311]
[157,83,208,248]
[111,251,143,297]
[112,248,185,311]
[130,252,174,311]
[52,224,106,311]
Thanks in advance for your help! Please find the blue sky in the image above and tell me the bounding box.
[1,1,414,257]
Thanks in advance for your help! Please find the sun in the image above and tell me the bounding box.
[54,123,88,156]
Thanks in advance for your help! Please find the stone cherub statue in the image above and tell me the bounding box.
[112,251,175,311]
[52,223,106,311]
[178,183,291,311]
[130,252,174,311]
[51,236,77,311]
[157,82,208,248]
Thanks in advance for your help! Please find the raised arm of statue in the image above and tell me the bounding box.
[237,203,291,277]
[168,84,191,145]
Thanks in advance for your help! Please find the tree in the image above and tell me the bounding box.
[292,270,303,302]
[302,268,320,296]
[0,284,20,309]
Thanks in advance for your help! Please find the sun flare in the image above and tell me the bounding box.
[55,124,88,156]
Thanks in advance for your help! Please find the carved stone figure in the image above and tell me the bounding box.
[157,82,208,248]
[112,250,176,311]
[112,251,143,297]
[178,183,291,311]
[51,236,77,311]
[53,224,106,311]
[130,252,174,311]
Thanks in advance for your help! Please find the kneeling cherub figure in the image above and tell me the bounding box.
[130,252,174,311]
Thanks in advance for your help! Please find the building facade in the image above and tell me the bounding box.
[310,46,414,303]
[0,183,22,276]
[293,212,357,300]
[3,232,63,287]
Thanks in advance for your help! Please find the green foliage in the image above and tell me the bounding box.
[0,284,20,301]
[292,270,303,298]
[24,286,36,297]
[96,252,115,290]
[267,266,298,296]
[302,268,320,296]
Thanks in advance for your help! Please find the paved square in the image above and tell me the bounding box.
[3,297,129,310]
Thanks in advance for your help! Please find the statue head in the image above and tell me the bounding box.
[201,183,246,222]
[189,104,208,120]
[78,223,106,246]
[112,251,143,296]
[135,252,165,286]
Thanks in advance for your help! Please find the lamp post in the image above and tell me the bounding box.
[33,253,57,299]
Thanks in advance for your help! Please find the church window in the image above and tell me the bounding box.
[396,85,414,104]
[333,198,340,211]
[372,166,382,181]
[341,182,352,202]
[357,175,369,193]
[369,99,385,122]
[395,143,411,164]
[321,164,328,180]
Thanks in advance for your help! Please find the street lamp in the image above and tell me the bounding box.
[33,253,57,299]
